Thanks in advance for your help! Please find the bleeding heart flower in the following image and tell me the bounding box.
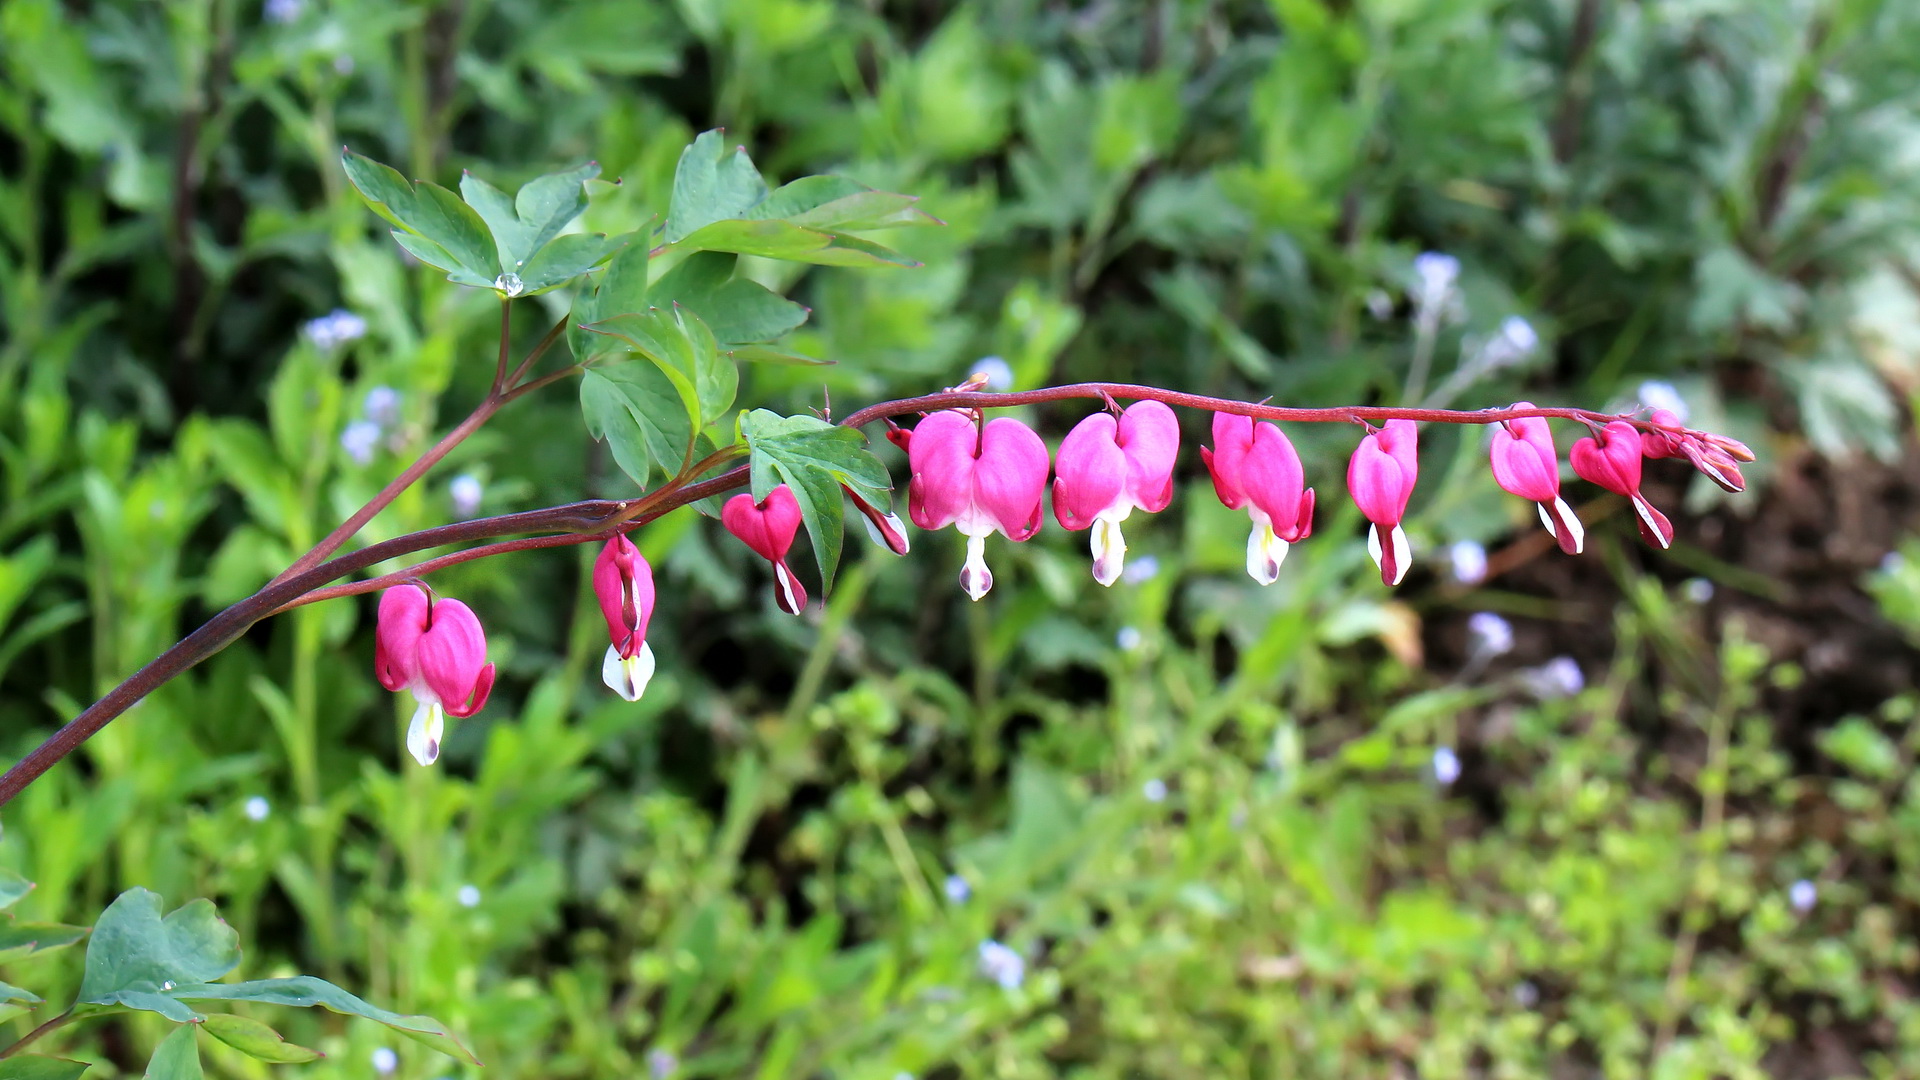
[723,485,808,614]
[1489,403,1582,556]
[845,484,910,556]
[1051,401,1180,586]
[1202,412,1315,585]
[375,583,495,766]
[594,534,656,701]
[1570,420,1674,549]
[1640,409,1684,459]
[1348,419,1420,585]
[906,411,1050,600]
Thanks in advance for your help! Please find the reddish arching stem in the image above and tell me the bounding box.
[0,381,1739,807]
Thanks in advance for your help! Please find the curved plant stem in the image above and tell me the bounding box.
[0,381,1744,807]
[0,1009,77,1058]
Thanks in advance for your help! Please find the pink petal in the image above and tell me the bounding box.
[1489,406,1561,503]
[905,411,978,531]
[1569,421,1643,497]
[1051,413,1128,529]
[594,535,654,658]
[375,585,430,692]
[722,485,802,563]
[1204,412,1253,510]
[1240,422,1309,539]
[973,417,1050,540]
[1349,423,1418,527]
[418,598,492,717]
[1116,401,1180,513]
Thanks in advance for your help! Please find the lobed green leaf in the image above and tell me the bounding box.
[75,890,237,1013]
[665,129,771,243]
[168,977,479,1064]
[141,1024,200,1080]
[0,869,31,911]
[740,410,894,591]
[648,252,810,346]
[0,920,88,964]
[0,1055,90,1080]
[579,364,694,489]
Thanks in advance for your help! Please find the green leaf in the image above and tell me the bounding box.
[515,232,623,295]
[665,130,771,243]
[168,977,479,1064]
[0,920,88,964]
[649,252,809,346]
[75,889,238,1018]
[672,218,919,267]
[569,242,652,363]
[341,149,499,287]
[456,171,523,272]
[200,1014,323,1064]
[0,869,31,910]
[588,307,735,426]
[142,1024,200,1080]
[580,364,694,489]
[514,162,601,256]
[1,977,42,1008]
[725,343,829,366]
[0,1055,90,1080]
[745,175,941,231]
[740,410,894,591]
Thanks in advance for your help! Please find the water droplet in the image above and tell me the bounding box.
[161,981,175,991]
[495,272,525,297]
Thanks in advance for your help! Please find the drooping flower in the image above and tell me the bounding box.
[906,411,1050,600]
[1570,420,1674,549]
[375,583,495,766]
[845,485,909,555]
[1348,420,1419,585]
[1488,404,1583,556]
[1051,401,1180,586]
[722,485,807,614]
[594,534,656,701]
[1203,412,1315,585]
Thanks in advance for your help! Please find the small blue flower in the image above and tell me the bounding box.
[1466,612,1514,658]
[1682,578,1714,603]
[450,474,483,519]
[1637,380,1690,423]
[1481,316,1538,369]
[1142,778,1168,803]
[305,308,367,350]
[1882,551,1905,574]
[968,355,1013,391]
[1431,747,1461,786]
[1121,554,1160,584]
[1448,540,1488,586]
[977,940,1025,990]
[457,884,481,908]
[943,875,971,903]
[340,420,382,465]
[263,0,304,23]
[371,1047,398,1075]
[1528,657,1584,699]
[1115,626,1142,652]
[364,385,401,428]
[1412,252,1460,303]
[243,796,270,822]
[1789,879,1817,914]
[647,1049,678,1080]
[1513,980,1539,1009]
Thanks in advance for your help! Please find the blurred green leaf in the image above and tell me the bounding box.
[0,920,87,964]
[672,219,919,267]
[199,1014,323,1064]
[141,1024,200,1080]
[0,869,31,911]
[168,978,477,1064]
[740,410,892,591]
[75,890,237,1020]
[0,1055,90,1080]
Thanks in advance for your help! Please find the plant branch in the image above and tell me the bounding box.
[0,381,1748,806]
[0,1009,75,1059]
[490,298,512,393]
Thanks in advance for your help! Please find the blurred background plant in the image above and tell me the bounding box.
[2,0,1919,1076]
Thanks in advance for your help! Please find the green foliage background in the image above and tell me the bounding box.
[3,0,1920,1076]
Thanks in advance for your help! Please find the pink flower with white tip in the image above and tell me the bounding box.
[594,534,656,701]
[723,484,808,614]
[1051,401,1180,586]
[1489,403,1583,555]
[906,410,1050,600]
[1348,419,1419,586]
[1201,412,1315,585]
[375,583,495,766]
[1571,420,1674,549]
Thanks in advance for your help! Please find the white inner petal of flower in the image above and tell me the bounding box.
[959,533,994,601]
[773,562,804,613]
[1245,522,1287,586]
[1090,515,1127,587]
[601,641,657,702]
[406,700,445,767]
